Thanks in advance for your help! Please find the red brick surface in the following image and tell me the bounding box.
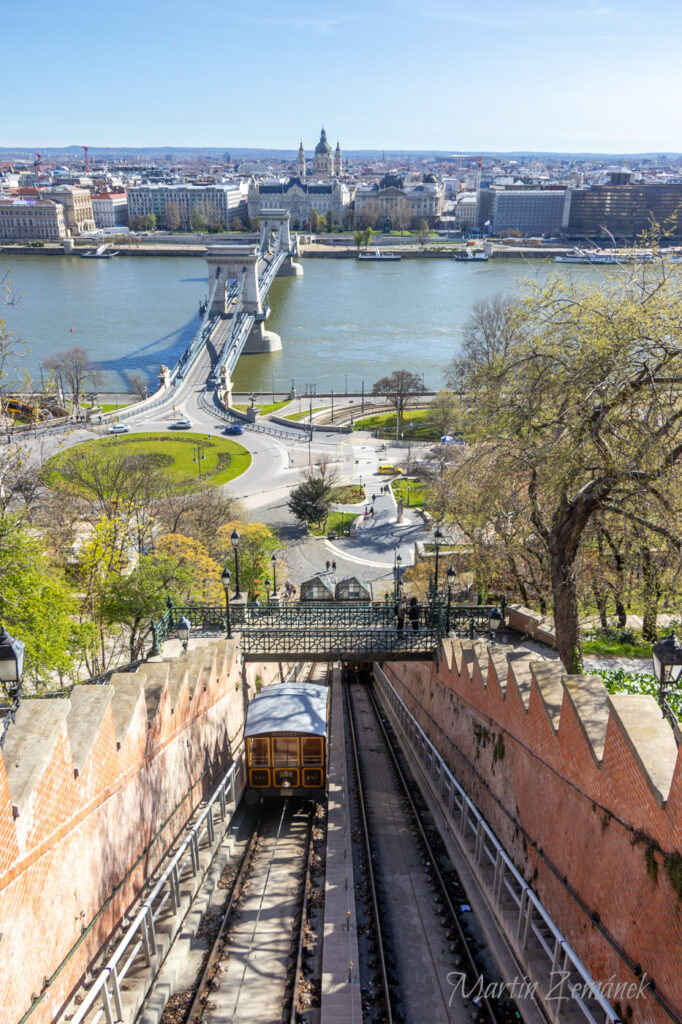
[0,644,285,1024]
[383,645,682,1024]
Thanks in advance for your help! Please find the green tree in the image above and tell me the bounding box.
[362,226,373,248]
[99,550,197,659]
[0,514,94,686]
[450,268,682,672]
[317,214,327,233]
[287,466,336,532]
[417,219,430,247]
[230,217,244,232]
[353,230,363,253]
[310,208,320,233]
[372,370,427,440]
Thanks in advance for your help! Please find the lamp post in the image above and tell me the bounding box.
[0,626,25,698]
[434,528,443,592]
[271,553,277,596]
[652,632,682,722]
[394,549,402,598]
[176,615,191,656]
[488,606,503,639]
[230,529,241,598]
[221,567,232,638]
[446,567,457,633]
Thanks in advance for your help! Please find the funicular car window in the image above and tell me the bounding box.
[301,737,323,765]
[273,737,299,765]
[248,737,270,767]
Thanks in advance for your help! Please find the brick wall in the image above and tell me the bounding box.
[383,640,682,1024]
[0,640,286,1024]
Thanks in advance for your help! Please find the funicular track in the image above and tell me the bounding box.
[344,673,522,1024]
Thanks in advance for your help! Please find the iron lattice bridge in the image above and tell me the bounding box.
[150,600,501,661]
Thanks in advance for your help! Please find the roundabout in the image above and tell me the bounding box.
[42,432,252,493]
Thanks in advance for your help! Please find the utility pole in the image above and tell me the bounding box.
[331,387,334,423]
[361,380,364,414]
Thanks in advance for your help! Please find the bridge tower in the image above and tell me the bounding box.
[204,244,282,355]
[258,210,303,277]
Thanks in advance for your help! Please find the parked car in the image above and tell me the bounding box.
[107,423,130,434]
[169,419,192,430]
[224,423,244,435]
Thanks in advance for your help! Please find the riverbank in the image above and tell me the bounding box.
[1,240,570,260]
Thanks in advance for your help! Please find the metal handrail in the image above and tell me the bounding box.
[69,758,242,1024]
[374,666,620,1024]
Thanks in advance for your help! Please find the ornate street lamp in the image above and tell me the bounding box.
[652,633,682,718]
[176,615,191,656]
[221,567,232,639]
[446,567,457,634]
[488,606,503,638]
[230,529,241,598]
[394,550,403,598]
[433,528,444,592]
[0,626,25,697]
[271,553,277,596]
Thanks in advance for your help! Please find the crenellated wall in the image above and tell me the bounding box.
[0,640,285,1024]
[383,640,682,1024]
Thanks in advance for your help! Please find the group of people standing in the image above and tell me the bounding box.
[393,595,421,631]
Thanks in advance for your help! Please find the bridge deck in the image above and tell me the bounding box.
[239,627,441,662]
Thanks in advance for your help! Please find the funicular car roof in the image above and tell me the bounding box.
[244,682,329,738]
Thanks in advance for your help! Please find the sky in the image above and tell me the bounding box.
[4,0,682,153]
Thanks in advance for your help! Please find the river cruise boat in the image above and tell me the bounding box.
[555,249,616,265]
[81,244,118,259]
[357,248,401,261]
[454,249,489,261]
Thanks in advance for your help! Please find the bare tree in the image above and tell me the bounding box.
[128,372,149,400]
[42,347,102,409]
[372,370,427,440]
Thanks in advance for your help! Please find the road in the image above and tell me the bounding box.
[12,341,435,590]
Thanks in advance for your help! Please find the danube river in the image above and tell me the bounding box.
[1,254,599,394]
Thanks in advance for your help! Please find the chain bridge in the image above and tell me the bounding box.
[150,599,502,662]
[172,210,302,398]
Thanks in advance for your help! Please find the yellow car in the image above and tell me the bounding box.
[378,464,404,475]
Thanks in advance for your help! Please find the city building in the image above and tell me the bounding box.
[39,185,95,235]
[126,183,248,229]
[477,188,567,235]
[354,178,444,228]
[312,128,333,179]
[564,182,682,239]
[454,192,477,228]
[0,198,67,239]
[248,176,352,227]
[91,193,128,229]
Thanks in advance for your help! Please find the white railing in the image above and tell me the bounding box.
[374,666,621,1024]
[69,757,244,1024]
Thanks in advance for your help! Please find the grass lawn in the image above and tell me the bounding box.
[98,403,131,413]
[308,511,355,537]
[352,408,441,440]
[582,639,653,658]
[43,432,251,492]
[392,477,430,508]
[285,407,325,422]
[330,484,365,503]
[232,400,290,416]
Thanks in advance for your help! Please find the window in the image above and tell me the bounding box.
[273,737,299,765]
[301,737,323,765]
[247,737,270,767]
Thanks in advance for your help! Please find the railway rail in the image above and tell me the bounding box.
[344,675,522,1024]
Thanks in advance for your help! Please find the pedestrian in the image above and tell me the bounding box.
[394,597,406,631]
[408,596,421,631]
[370,506,374,517]
[332,560,336,572]
[326,560,331,572]
[372,492,377,502]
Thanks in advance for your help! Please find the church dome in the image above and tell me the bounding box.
[315,128,332,155]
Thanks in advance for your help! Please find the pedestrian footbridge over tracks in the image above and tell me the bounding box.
[151,599,501,662]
